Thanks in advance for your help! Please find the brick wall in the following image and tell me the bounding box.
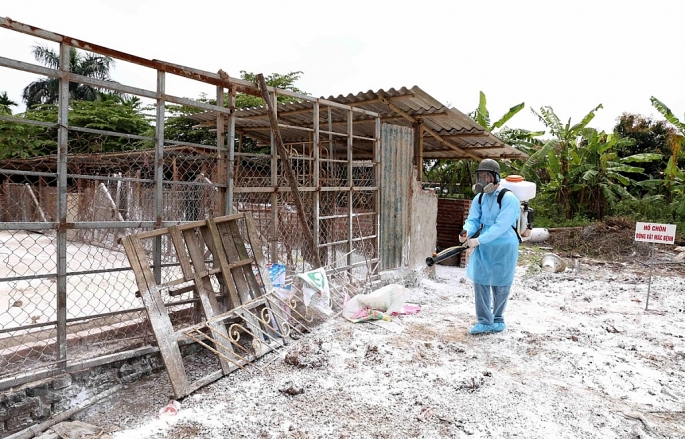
[0,343,201,437]
[436,198,471,267]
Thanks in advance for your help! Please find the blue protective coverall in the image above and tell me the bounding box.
[463,188,520,286]
[462,187,520,327]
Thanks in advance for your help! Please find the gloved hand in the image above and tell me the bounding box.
[466,238,480,248]
[458,230,468,243]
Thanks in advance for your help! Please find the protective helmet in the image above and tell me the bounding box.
[476,158,500,175]
[473,158,500,194]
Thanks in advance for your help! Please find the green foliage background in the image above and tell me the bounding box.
[2,45,684,239]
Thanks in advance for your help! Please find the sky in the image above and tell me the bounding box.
[2,0,684,135]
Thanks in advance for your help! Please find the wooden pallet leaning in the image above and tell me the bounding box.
[120,213,280,399]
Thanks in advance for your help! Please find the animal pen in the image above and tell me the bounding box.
[0,17,384,394]
[0,18,525,406]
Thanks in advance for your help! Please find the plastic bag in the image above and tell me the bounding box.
[294,268,332,315]
[342,284,409,322]
[252,263,287,288]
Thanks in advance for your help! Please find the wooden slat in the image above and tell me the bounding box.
[203,219,242,308]
[228,220,271,297]
[121,236,190,398]
[130,213,246,240]
[218,220,260,303]
[168,225,195,282]
[208,219,273,346]
[182,227,235,374]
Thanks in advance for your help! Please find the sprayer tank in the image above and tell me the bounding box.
[499,175,536,201]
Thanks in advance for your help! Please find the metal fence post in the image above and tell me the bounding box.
[269,90,278,264]
[154,70,165,284]
[55,42,71,367]
[313,102,320,264]
[216,86,226,215]
[347,108,353,269]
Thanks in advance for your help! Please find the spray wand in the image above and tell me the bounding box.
[425,226,482,267]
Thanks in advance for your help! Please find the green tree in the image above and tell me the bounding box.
[422,159,474,197]
[470,91,544,161]
[520,105,603,218]
[613,113,677,191]
[572,129,658,219]
[424,91,540,197]
[236,70,306,108]
[0,118,54,159]
[22,45,115,107]
[164,71,307,152]
[520,105,658,220]
[0,91,18,115]
[0,95,153,159]
[164,93,217,146]
[635,97,685,206]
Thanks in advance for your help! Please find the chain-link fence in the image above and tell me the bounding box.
[0,18,381,390]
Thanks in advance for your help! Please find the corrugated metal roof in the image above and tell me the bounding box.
[190,86,527,160]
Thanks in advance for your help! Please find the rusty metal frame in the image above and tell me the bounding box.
[0,17,382,391]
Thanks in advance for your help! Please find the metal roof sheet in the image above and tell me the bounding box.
[190,86,527,160]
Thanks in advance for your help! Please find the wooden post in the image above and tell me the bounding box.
[413,120,424,181]
[255,74,321,268]
[216,85,226,215]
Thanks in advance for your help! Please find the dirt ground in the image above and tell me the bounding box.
[38,220,685,438]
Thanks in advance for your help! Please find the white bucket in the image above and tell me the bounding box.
[500,175,536,201]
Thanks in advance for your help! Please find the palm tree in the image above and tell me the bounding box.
[0,91,17,115]
[22,45,115,107]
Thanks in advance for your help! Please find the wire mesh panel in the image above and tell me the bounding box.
[0,17,382,392]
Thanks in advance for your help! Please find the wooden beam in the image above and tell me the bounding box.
[256,73,321,268]
[413,120,424,180]
[195,95,439,128]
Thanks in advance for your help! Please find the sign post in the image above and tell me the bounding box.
[634,222,677,310]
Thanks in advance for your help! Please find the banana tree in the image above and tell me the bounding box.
[471,91,543,147]
[520,105,659,219]
[572,128,659,219]
[426,92,538,197]
[520,105,602,218]
[649,97,685,202]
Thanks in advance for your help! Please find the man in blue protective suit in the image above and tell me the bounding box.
[459,158,520,335]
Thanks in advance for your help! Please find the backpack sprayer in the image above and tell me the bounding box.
[425,175,536,267]
[500,175,536,239]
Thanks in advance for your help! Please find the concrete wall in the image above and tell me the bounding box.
[408,168,437,270]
